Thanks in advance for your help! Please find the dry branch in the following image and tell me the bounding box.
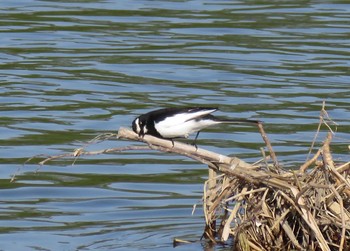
[117,127,254,170]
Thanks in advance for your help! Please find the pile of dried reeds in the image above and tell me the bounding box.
[198,104,350,251]
[202,131,350,251]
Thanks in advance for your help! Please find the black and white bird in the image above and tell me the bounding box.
[132,107,259,145]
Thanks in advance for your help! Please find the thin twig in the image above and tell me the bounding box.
[11,145,151,182]
[257,122,279,170]
[10,154,50,182]
[307,101,338,160]
[307,101,326,160]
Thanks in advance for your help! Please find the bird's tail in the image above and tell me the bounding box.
[219,119,261,124]
[207,115,261,124]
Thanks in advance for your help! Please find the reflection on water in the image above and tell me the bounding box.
[1,0,349,250]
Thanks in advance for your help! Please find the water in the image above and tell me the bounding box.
[1,0,349,250]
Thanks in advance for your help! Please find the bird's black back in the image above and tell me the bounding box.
[143,107,218,123]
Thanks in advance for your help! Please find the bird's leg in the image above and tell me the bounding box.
[191,131,200,150]
[171,139,175,148]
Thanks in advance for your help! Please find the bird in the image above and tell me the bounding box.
[132,107,259,146]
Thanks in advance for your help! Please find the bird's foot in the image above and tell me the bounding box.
[191,141,198,151]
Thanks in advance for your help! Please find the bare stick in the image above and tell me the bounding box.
[117,127,254,169]
[307,101,338,160]
[323,132,350,194]
[257,122,279,170]
[299,148,321,173]
[307,101,325,160]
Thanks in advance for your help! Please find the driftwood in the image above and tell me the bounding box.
[12,103,350,251]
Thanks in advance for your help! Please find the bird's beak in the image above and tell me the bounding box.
[139,124,148,138]
[139,126,145,137]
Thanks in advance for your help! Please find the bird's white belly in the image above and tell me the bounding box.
[154,119,219,138]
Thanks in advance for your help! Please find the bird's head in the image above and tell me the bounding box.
[132,116,148,137]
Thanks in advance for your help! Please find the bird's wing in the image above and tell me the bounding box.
[183,108,218,122]
[156,107,217,128]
